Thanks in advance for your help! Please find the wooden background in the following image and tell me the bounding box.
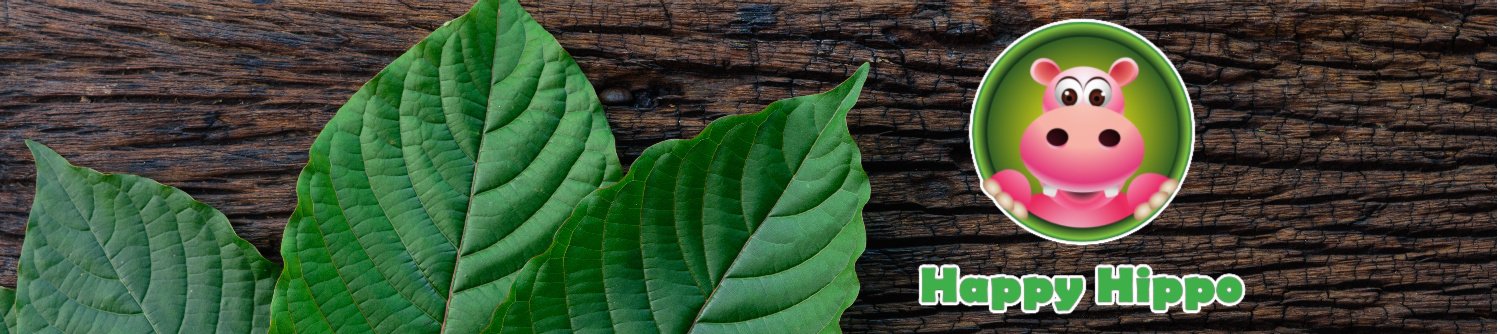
[0,1,1494,332]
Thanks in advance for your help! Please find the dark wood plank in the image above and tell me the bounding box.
[0,0,1493,332]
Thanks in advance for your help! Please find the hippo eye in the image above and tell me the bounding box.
[1047,128,1068,146]
[1099,129,1120,147]
[1085,78,1111,107]
[1055,78,1082,106]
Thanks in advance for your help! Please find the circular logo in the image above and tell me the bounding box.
[969,20,1194,245]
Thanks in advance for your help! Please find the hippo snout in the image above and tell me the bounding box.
[1018,106,1144,192]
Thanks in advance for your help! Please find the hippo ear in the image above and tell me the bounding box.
[1109,58,1138,86]
[1030,58,1060,85]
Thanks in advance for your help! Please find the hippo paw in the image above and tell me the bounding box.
[982,177,1029,219]
[1131,178,1178,220]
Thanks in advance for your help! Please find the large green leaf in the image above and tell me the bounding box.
[0,287,14,334]
[267,0,620,333]
[15,142,279,333]
[487,64,871,333]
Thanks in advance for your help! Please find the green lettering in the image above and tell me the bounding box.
[989,275,1022,313]
[1021,275,1054,313]
[1135,265,1153,303]
[1216,274,1245,305]
[1053,275,1086,313]
[919,265,959,304]
[1095,264,1133,305]
[959,275,989,305]
[1182,275,1216,313]
[1150,275,1183,313]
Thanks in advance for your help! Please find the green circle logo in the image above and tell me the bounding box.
[970,20,1194,245]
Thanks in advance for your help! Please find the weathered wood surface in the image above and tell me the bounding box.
[0,0,1494,332]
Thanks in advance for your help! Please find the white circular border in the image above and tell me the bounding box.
[967,19,1196,246]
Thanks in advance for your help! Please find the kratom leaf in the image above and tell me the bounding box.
[0,287,13,334]
[487,64,871,333]
[267,0,620,333]
[15,142,279,333]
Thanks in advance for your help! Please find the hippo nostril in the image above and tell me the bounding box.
[1047,128,1068,146]
[1099,129,1120,147]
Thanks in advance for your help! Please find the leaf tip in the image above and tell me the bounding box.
[21,139,41,152]
[844,62,871,91]
[23,140,66,171]
[821,62,872,121]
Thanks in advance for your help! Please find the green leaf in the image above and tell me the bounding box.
[0,287,14,334]
[15,142,279,333]
[487,64,872,333]
[267,0,620,332]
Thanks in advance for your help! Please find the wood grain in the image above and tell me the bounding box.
[0,0,1493,332]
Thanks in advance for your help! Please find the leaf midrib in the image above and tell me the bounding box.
[50,171,167,333]
[438,4,538,331]
[686,98,855,331]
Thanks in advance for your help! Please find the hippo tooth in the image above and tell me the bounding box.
[1042,184,1058,197]
[1104,186,1120,198]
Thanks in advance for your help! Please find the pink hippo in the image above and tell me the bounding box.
[983,57,1177,228]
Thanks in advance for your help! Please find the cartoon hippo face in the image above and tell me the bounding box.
[1018,57,1143,206]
